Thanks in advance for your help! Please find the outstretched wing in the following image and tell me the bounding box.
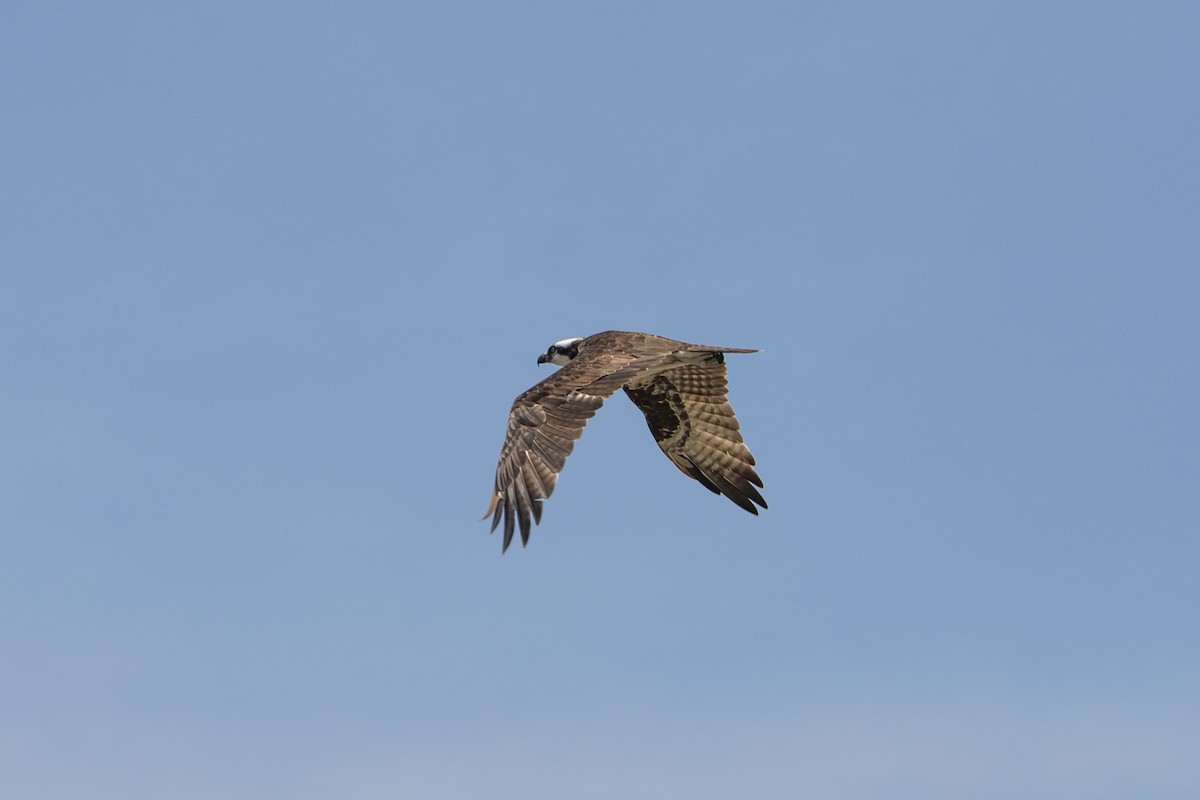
[487,335,682,551]
[623,357,767,515]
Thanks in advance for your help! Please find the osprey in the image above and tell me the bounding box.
[485,330,767,551]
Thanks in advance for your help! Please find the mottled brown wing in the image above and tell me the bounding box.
[623,359,767,514]
[486,339,680,551]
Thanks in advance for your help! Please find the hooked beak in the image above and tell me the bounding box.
[536,354,549,365]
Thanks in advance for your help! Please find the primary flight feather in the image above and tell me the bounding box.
[485,330,766,551]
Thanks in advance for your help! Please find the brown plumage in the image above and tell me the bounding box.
[486,331,766,551]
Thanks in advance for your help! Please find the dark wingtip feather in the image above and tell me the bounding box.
[518,509,531,546]
[502,504,515,552]
[489,492,546,553]
[680,460,722,495]
[485,492,503,531]
[708,471,768,515]
[740,480,768,510]
[723,486,759,514]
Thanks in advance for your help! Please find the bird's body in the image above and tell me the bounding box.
[486,331,766,550]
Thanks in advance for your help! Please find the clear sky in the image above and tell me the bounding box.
[3,3,1198,798]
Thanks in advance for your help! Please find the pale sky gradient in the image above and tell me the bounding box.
[3,3,1198,798]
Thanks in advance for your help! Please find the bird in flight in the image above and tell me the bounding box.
[485,330,766,551]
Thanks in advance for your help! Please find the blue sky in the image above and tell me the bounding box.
[3,3,1198,798]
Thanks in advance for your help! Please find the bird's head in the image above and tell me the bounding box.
[537,337,584,366]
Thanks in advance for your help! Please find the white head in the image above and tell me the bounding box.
[537,337,584,366]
